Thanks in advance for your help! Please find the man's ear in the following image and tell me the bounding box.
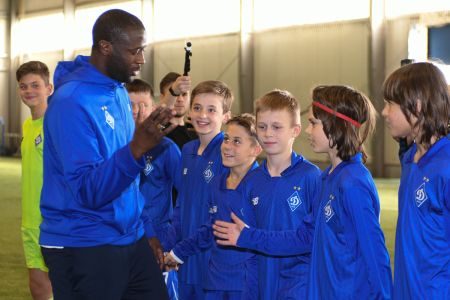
[98,40,112,56]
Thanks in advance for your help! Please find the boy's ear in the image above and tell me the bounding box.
[252,143,263,157]
[46,83,54,96]
[222,111,232,123]
[292,124,301,137]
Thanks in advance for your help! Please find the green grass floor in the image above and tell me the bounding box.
[0,157,400,299]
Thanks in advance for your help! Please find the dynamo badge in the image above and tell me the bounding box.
[287,191,302,212]
[252,196,259,206]
[34,134,42,146]
[143,160,154,176]
[183,168,188,175]
[203,164,214,183]
[105,110,115,129]
[324,199,335,222]
[415,182,428,207]
[209,205,218,214]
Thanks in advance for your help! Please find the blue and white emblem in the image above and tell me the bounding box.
[287,191,302,212]
[103,107,114,129]
[34,134,42,146]
[251,197,259,206]
[203,164,214,183]
[415,182,428,207]
[143,157,154,176]
[183,168,188,175]
[324,199,335,222]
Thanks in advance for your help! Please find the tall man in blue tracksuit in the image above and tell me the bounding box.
[39,9,173,299]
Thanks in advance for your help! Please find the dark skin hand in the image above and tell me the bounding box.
[130,105,177,160]
[148,237,165,270]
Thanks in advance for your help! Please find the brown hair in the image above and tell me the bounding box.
[16,61,50,85]
[226,113,259,145]
[383,62,450,148]
[254,89,300,126]
[159,72,181,95]
[191,80,233,113]
[126,78,154,97]
[312,85,376,163]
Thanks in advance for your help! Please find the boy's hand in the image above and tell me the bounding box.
[213,212,246,246]
[147,237,165,270]
[130,106,176,159]
[164,252,180,270]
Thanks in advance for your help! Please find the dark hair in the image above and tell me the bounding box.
[255,89,300,126]
[226,113,259,145]
[383,62,450,148]
[126,78,154,97]
[191,80,234,113]
[312,85,376,163]
[16,61,50,85]
[159,72,181,95]
[92,9,145,49]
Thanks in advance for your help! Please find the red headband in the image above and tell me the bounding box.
[312,101,361,128]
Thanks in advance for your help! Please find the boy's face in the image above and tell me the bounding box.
[129,92,153,121]
[305,107,330,154]
[381,100,415,139]
[256,109,300,156]
[190,93,230,138]
[18,73,52,108]
[221,123,260,169]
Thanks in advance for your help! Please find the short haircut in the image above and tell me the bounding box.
[254,89,300,125]
[226,113,259,145]
[159,72,181,95]
[126,78,154,97]
[191,80,234,113]
[92,9,145,49]
[16,61,50,85]
[383,62,450,148]
[312,85,376,163]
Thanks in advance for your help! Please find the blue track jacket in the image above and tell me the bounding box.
[394,136,450,299]
[40,55,151,247]
[140,137,181,251]
[173,132,228,285]
[240,152,321,300]
[172,162,259,299]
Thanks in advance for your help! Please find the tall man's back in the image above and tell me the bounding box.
[40,9,172,300]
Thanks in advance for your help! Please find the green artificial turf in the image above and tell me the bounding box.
[0,157,400,298]
[0,157,30,299]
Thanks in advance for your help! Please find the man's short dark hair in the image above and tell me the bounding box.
[126,79,154,97]
[92,9,145,48]
[159,72,181,95]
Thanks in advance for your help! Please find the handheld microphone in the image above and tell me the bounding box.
[183,41,192,76]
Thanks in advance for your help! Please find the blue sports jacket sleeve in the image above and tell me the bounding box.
[50,100,145,209]
[342,186,393,299]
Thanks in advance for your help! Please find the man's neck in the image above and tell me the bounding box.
[171,116,185,126]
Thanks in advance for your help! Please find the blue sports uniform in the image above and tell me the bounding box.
[173,132,228,299]
[172,162,259,299]
[241,152,320,300]
[140,137,181,251]
[40,55,153,247]
[394,136,450,299]
[308,153,392,300]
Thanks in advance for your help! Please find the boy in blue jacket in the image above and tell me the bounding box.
[173,80,233,300]
[383,62,450,299]
[40,9,173,299]
[214,90,321,299]
[166,114,262,299]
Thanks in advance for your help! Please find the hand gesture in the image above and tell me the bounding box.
[212,212,246,247]
[147,237,165,270]
[164,251,180,270]
[130,105,176,159]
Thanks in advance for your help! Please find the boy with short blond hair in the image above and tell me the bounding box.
[16,60,53,300]
[241,90,320,299]
[174,80,233,300]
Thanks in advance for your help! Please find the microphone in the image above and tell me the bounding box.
[183,41,192,76]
